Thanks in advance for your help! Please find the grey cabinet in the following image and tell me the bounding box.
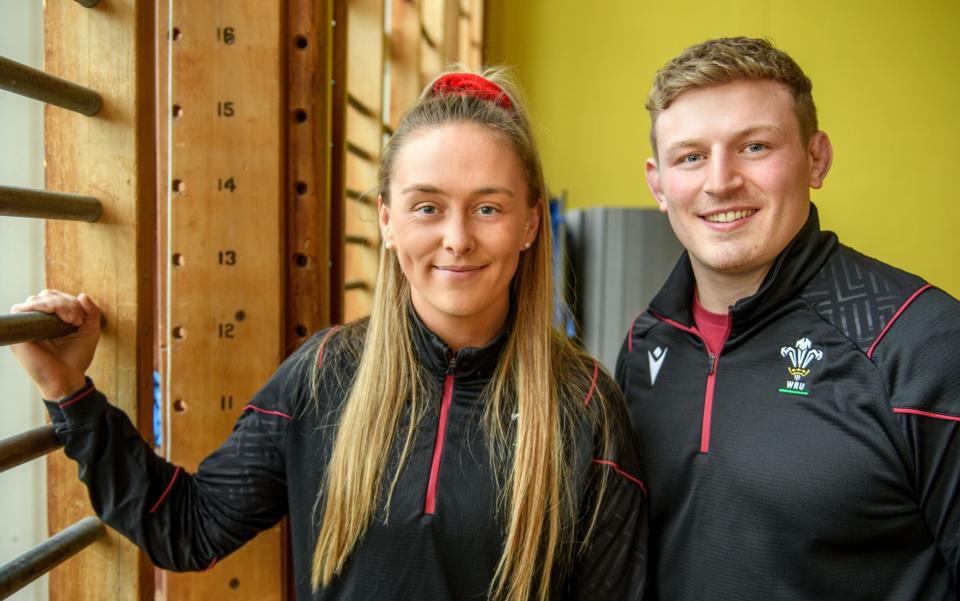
[565,207,683,372]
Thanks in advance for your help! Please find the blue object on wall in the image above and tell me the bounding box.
[153,370,162,449]
[549,197,576,338]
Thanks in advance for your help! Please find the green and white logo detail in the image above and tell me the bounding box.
[778,337,823,396]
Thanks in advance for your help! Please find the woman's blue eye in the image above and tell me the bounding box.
[478,206,498,216]
[417,205,437,215]
[746,143,766,153]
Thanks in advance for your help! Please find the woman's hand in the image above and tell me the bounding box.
[9,290,101,400]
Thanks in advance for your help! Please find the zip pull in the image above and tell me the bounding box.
[707,352,716,375]
[446,351,457,374]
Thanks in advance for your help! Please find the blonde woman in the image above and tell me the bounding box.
[10,70,647,600]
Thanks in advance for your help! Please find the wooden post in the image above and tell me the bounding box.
[43,1,157,600]
[287,0,341,344]
[158,2,287,599]
[330,0,349,328]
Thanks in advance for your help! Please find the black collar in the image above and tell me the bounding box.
[410,307,510,379]
[649,203,839,338]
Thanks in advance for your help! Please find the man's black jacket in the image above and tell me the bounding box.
[617,205,959,600]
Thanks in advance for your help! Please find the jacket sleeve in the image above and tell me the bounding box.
[873,287,960,584]
[567,370,648,600]
[44,335,320,571]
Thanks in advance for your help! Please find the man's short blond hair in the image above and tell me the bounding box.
[647,37,818,155]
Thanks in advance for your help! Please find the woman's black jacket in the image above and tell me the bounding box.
[45,317,647,600]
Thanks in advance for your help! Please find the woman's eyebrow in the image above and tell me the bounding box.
[399,183,514,197]
[474,186,514,197]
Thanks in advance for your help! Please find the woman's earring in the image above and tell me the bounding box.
[385,240,394,250]
[524,242,531,249]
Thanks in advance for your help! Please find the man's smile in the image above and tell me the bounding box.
[701,208,758,223]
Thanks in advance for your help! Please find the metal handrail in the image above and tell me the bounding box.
[0,425,62,474]
[0,185,102,222]
[0,56,102,116]
[0,312,78,346]
[0,517,105,599]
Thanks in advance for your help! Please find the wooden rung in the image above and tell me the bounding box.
[347,93,378,118]
[0,55,102,116]
[0,517,105,599]
[346,142,376,163]
[345,234,376,247]
[344,279,372,292]
[345,188,374,204]
[346,102,382,160]
[0,185,103,222]
[0,312,78,347]
[419,22,439,50]
[346,152,379,194]
[419,40,443,86]
[0,425,63,475]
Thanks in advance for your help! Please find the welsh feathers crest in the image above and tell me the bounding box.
[777,338,824,396]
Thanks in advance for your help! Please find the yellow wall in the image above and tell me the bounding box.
[487,0,960,297]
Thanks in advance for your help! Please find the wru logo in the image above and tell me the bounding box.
[780,338,823,379]
[778,338,823,396]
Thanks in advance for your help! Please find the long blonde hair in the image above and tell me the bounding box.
[311,68,614,600]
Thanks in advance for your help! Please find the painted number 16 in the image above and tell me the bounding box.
[217,27,236,44]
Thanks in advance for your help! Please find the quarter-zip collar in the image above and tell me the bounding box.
[410,307,511,379]
[649,203,838,339]
[409,308,511,516]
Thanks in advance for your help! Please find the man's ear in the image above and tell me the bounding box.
[646,158,668,212]
[808,131,833,189]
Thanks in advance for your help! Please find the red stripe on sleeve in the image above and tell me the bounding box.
[867,284,933,358]
[316,326,341,368]
[149,466,182,514]
[584,360,599,407]
[592,459,647,495]
[242,405,293,421]
[627,314,642,352]
[58,386,96,409]
[893,407,960,422]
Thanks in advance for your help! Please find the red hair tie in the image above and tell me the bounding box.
[432,73,514,111]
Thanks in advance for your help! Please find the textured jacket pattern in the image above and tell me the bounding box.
[47,314,647,600]
[617,205,959,600]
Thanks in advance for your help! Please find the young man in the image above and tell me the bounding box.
[617,37,959,599]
